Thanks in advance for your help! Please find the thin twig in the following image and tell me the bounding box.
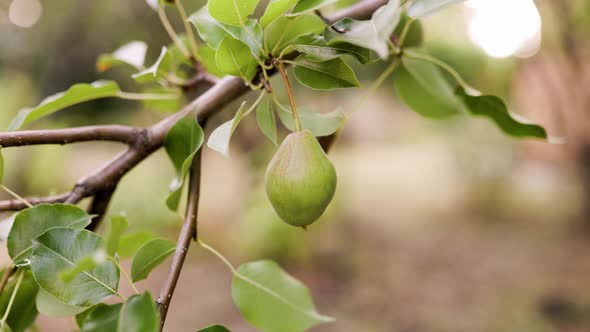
[0,125,139,147]
[86,186,118,231]
[158,149,202,330]
[0,193,70,212]
[155,2,382,326]
[175,70,220,90]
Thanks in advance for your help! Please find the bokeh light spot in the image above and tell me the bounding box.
[8,0,43,28]
[464,0,542,58]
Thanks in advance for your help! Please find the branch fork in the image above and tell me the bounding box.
[0,1,388,330]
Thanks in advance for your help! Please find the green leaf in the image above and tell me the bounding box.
[59,255,100,284]
[97,41,148,72]
[106,215,129,256]
[395,56,460,118]
[207,101,249,156]
[197,325,231,332]
[207,0,259,27]
[36,288,87,318]
[232,260,333,332]
[198,44,225,77]
[260,0,299,28]
[290,34,375,64]
[191,6,229,49]
[456,87,547,139]
[9,81,120,130]
[132,47,172,83]
[265,14,325,56]
[371,0,402,39]
[275,103,345,136]
[30,228,119,307]
[118,292,159,332]
[291,0,336,14]
[131,239,176,282]
[293,57,360,90]
[7,203,92,263]
[117,231,157,259]
[164,117,204,211]
[408,0,466,18]
[77,303,122,332]
[0,271,38,332]
[216,36,258,80]
[324,0,401,58]
[256,94,278,146]
[190,7,264,56]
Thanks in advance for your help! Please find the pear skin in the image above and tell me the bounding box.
[265,130,337,228]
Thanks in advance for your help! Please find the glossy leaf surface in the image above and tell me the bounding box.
[208,0,259,27]
[131,239,176,282]
[456,87,547,139]
[164,117,204,210]
[395,56,460,118]
[9,81,120,130]
[7,204,92,263]
[118,292,159,332]
[0,271,38,332]
[293,57,360,90]
[31,228,119,307]
[232,260,333,332]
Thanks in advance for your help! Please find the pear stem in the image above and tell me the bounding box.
[398,17,414,47]
[275,60,302,132]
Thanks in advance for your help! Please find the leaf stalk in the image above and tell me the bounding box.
[275,60,302,131]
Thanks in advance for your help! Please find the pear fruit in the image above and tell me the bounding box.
[265,129,337,228]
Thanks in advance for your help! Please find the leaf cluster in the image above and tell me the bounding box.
[0,0,552,331]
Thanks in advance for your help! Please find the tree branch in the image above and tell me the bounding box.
[157,149,202,330]
[0,0,386,219]
[86,185,118,231]
[0,1,389,323]
[0,125,140,147]
[0,0,390,325]
[154,3,383,329]
[0,193,70,212]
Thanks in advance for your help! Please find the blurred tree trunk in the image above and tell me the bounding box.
[514,0,590,224]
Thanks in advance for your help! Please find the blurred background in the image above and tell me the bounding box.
[1,0,590,331]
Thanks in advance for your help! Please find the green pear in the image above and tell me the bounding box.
[265,129,337,228]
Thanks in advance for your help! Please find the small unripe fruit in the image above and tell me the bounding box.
[265,130,337,228]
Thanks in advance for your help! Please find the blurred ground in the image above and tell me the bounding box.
[1,0,590,331]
